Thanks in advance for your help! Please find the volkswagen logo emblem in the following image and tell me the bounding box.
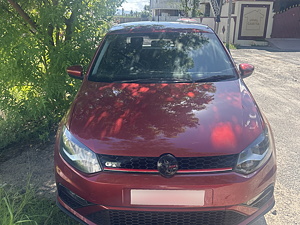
[157,154,178,178]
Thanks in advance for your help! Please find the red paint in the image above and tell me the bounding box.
[211,122,237,150]
[187,92,195,97]
[68,80,262,156]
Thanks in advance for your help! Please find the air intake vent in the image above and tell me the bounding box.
[86,210,247,225]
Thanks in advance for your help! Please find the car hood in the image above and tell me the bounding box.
[68,80,264,157]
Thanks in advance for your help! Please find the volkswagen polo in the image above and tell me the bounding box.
[54,22,276,225]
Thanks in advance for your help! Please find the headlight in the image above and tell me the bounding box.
[235,128,273,175]
[60,126,102,174]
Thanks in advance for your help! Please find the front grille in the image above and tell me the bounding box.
[86,210,247,225]
[97,154,238,173]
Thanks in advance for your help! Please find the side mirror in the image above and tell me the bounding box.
[67,65,84,80]
[239,63,254,78]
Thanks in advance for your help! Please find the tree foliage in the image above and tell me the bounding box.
[0,0,123,148]
[141,4,151,18]
[180,0,202,17]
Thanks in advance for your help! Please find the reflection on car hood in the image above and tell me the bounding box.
[68,80,264,157]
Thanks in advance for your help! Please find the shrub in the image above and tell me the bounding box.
[0,0,123,149]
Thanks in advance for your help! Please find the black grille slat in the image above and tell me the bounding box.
[58,184,94,209]
[86,210,247,225]
[58,186,82,209]
[250,186,274,208]
[98,154,238,172]
[178,154,237,170]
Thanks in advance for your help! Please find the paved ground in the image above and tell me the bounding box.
[0,46,299,224]
[231,47,300,225]
[266,38,300,52]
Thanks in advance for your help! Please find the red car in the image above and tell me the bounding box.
[55,22,276,225]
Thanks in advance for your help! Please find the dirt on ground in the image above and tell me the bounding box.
[0,138,57,200]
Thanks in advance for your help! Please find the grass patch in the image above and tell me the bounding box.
[0,185,79,225]
[223,42,239,50]
[229,43,238,50]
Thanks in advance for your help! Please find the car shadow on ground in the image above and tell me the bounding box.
[252,216,268,225]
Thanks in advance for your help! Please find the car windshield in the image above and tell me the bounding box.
[89,31,237,83]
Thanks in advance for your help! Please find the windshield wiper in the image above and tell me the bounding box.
[113,77,193,83]
[193,75,236,83]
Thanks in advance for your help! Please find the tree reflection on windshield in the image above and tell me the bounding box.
[90,31,235,82]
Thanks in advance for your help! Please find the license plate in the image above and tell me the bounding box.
[130,190,205,206]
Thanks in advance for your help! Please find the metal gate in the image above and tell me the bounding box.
[271,6,300,38]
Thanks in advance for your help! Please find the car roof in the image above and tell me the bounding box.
[108,21,213,34]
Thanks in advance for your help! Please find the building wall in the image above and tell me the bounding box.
[150,0,274,46]
[151,0,182,10]
[233,1,274,46]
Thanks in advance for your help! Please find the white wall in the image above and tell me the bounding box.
[233,1,274,46]
[151,0,182,10]
[215,17,236,44]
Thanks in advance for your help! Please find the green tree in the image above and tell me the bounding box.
[191,0,199,17]
[181,0,191,16]
[141,4,151,18]
[144,5,150,12]
[0,0,123,148]
[180,0,202,17]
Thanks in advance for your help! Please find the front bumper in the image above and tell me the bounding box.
[57,193,275,225]
[55,152,276,225]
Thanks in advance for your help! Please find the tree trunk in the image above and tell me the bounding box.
[7,0,37,33]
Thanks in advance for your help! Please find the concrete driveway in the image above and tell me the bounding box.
[231,47,300,225]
